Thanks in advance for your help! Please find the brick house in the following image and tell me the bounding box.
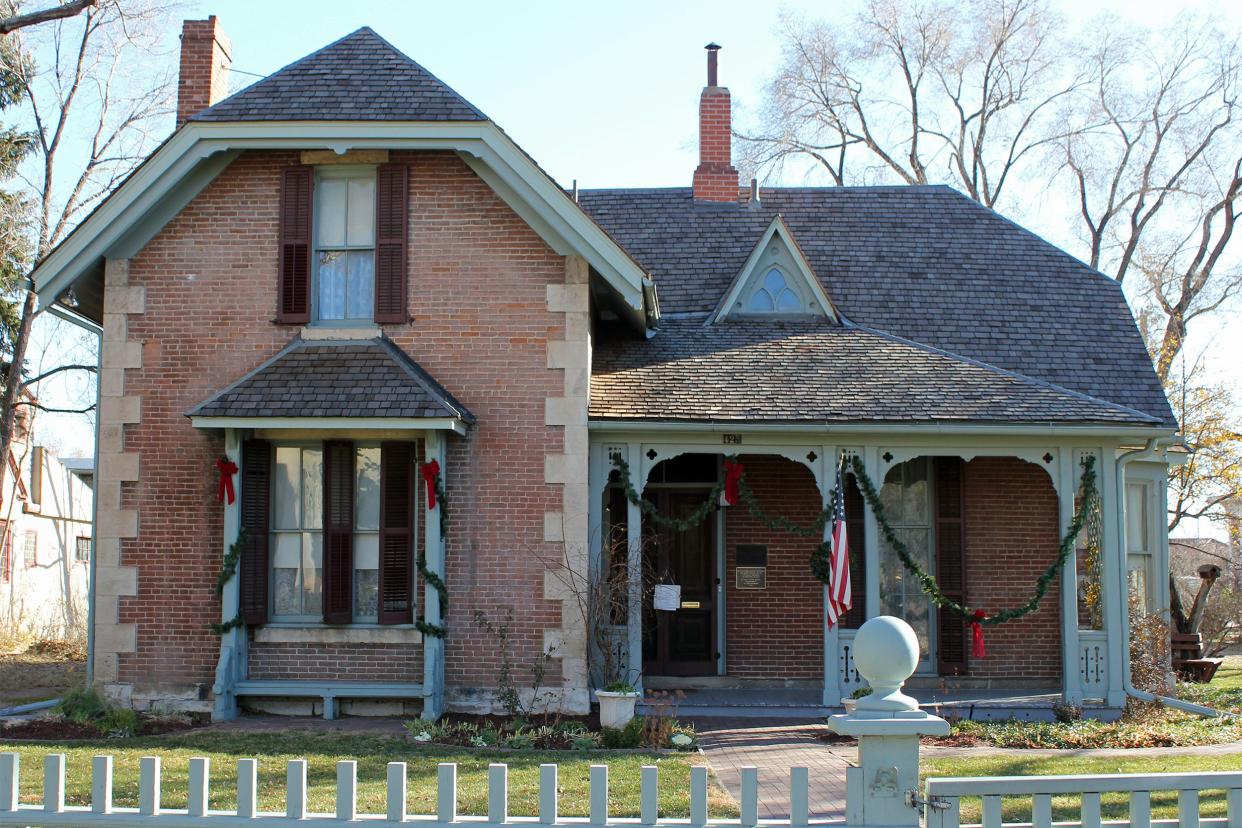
[30,20,1179,719]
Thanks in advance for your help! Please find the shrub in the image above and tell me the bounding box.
[56,687,137,738]
[600,715,644,749]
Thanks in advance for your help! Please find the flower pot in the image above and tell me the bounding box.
[596,690,640,729]
[842,698,857,713]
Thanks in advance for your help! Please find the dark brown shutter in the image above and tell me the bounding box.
[378,442,415,624]
[322,441,355,624]
[934,456,968,675]
[373,163,409,324]
[276,166,313,323]
[239,440,271,626]
[842,472,867,629]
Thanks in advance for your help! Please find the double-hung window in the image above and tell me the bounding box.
[315,169,376,322]
[268,441,405,625]
[1125,480,1157,614]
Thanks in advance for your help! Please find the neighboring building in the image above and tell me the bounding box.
[0,407,93,640]
[29,20,1180,718]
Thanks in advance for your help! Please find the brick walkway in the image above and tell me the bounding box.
[693,719,853,820]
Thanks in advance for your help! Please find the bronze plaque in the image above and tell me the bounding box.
[735,566,767,590]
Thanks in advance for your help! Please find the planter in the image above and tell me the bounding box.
[842,698,858,713]
[596,690,640,729]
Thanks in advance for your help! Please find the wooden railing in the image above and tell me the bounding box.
[924,771,1242,828]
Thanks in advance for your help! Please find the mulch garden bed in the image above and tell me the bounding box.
[0,714,206,741]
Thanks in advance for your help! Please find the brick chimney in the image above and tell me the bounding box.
[692,43,739,202]
[177,16,232,126]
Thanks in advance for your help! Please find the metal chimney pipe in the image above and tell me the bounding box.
[706,42,721,86]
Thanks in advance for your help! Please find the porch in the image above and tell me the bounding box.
[588,429,1167,713]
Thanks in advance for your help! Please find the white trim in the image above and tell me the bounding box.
[590,419,1175,439]
[32,121,651,327]
[190,416,466,435]
[709,215,838,324]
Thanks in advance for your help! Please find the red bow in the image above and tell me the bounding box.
[216,458,238,505]
[723,459,744,506]
[421,459,441,511]
[969,609,987,659]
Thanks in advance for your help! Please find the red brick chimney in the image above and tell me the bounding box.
[692,43,739,202]
[177,16,232,126]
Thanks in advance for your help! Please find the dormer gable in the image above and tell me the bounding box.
[709,215,838,323]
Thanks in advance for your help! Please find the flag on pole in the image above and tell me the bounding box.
[825,459,852,628]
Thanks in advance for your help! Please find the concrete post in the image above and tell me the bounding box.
[828,616,948,828]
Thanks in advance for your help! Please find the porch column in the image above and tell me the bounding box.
[862,446,882,619]
[1057,446,1083,705]
[421,431,447,720]
[211,427,246,722]
[1098,444,1127,708]
[625,442,643,691]
[821,444,840,707]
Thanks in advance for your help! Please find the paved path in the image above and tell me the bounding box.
[693,719,853,820]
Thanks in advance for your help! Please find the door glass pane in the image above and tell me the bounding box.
[355,447,381,531]
[317,178,347,247]
[346,177,375,246]
[879,459,934,665]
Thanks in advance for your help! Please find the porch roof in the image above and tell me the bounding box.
[590,319,1163,427]
[186,336,475,423]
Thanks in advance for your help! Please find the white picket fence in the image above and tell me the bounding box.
[924,772,1242,828]
[0,752,805,827]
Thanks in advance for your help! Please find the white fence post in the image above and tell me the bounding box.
[437,763,457,823]
[640,765,659,826]
[386,762,407,823]
[91,755,112,815]
[540,764,558,824]
[1228,787,1242,828]
[488,763,507,825]
[287,759,307,820]
[0,753,16,813]
[790,766,808,827]
[336,761,357,822]
[589,765,608,827]
[43,753,65,814]
[740,767,759,828]
[237,758,257,819]
[139,756,161,816]
[689,765,708,828]
[188,757,209,817]
[1180,790,1201,828]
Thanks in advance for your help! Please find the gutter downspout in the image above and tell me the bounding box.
[1115,437,1229,718]
[85,327,102,687]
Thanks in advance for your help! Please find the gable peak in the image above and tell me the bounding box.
[710,215,839,323]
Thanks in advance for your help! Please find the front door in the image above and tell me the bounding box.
[643,489,717,676]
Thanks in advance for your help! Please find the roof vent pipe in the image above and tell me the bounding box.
[749,178,760,205]
[706,42,721,86]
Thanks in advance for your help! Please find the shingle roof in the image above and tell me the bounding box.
[590,320,1161,425]
[187,338,475,422]
[191,28,486,123]
[578,186,1176,428]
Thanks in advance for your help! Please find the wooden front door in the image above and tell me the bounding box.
[643,490,717,676]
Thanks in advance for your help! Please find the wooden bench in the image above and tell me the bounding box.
[233,680,426,720]
[1172,632,1224,684]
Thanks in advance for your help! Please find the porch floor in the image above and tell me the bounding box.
[653,687,1113,722]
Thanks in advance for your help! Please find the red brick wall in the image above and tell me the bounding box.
[118,149,566,697]
[249,642,421,682]
[715,454,1062,682]
[962,456,1062,679]
[723,455,823,680]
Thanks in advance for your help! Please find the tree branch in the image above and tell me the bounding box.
[0,0,95,35]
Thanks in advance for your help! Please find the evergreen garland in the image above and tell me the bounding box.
[210,527,247,636]
[609,451,1098,627]
[417,463,449,639]
[848,454,1097,625]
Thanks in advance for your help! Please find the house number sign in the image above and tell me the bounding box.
[722,434,743,445]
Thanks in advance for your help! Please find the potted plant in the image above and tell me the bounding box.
[842,685,872,713]
[596,680,641,729]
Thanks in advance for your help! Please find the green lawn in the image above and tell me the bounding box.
[0,731,735,818]
[1180,655,1242,713]
[922,752,1242,824]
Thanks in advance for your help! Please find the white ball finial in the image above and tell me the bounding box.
[852,616,922,713]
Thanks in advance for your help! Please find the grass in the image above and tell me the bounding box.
[1179,655,1242,713]
[922,752,1242,824]
[0,646,85,707]
[0,731,736,818]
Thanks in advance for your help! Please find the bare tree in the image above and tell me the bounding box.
[0,0,175,494]
[1061,18,1242,380]
[1164,353,1242,534]
[0,0,95,35]
[738,0,1080,208]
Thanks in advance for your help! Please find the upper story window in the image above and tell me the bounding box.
[315,169,376,322]
[747,268,802,313]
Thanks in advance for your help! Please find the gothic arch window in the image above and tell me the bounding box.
[747,267,803,313]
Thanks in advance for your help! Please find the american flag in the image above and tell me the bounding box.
[825,459,852,627]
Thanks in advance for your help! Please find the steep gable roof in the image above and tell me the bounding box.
[192,27,486,122]
[578,185,1176,428]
